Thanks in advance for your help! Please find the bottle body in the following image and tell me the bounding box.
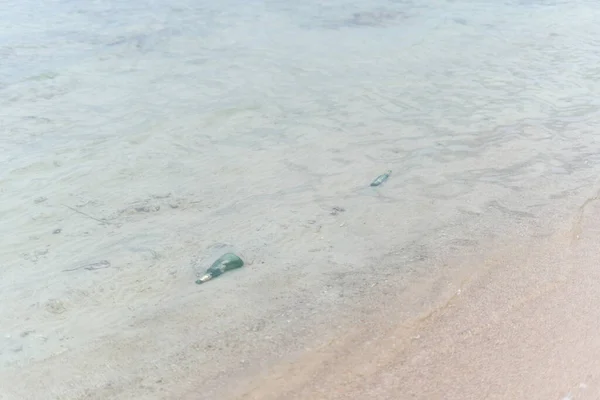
[196,253,244,284]
[370,170,392,187]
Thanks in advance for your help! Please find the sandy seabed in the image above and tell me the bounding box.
[3,187,600,400]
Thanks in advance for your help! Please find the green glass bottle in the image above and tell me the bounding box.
[370,170,392,187]
[196,253,244,284]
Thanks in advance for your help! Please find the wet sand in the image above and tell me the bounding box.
[233,196,600,400]
[3,189,600,400]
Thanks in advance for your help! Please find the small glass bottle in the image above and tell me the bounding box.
[196,253,244,284]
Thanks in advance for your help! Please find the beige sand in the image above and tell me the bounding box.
[2,84,600,400]
[3,186,600,400]
[232,200,600,400]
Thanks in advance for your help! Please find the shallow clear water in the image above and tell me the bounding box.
[2,0,600,397]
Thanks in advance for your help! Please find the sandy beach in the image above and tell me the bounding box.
[4,187,600,400]
[235,199,600,400]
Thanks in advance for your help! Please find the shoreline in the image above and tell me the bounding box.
[231,203,600,400]
[3,199,592,399]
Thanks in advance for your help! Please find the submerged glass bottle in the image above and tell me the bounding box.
[370,170,392,187]
[196,253,244,284]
